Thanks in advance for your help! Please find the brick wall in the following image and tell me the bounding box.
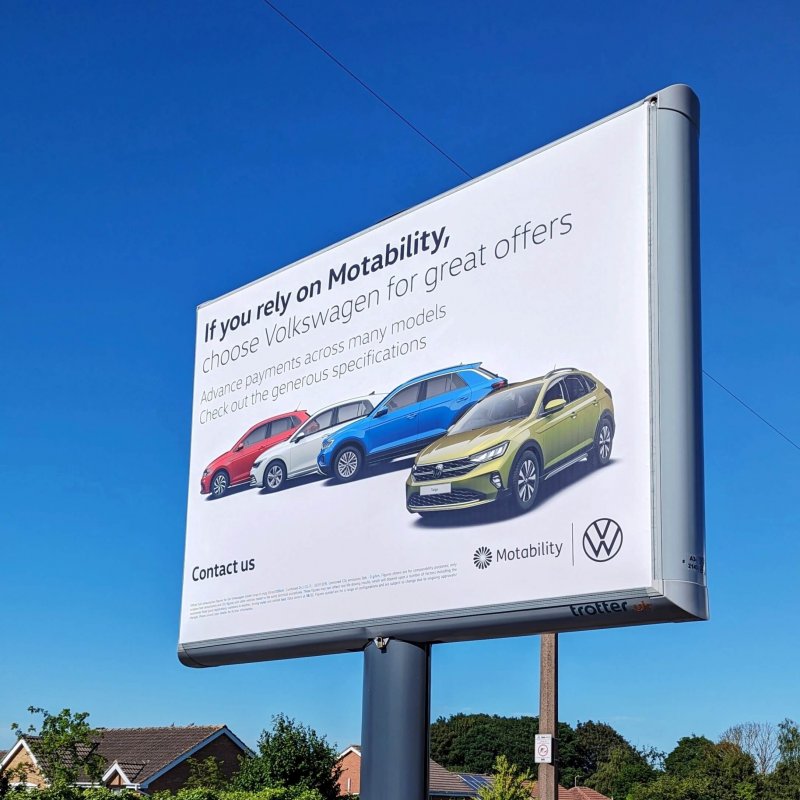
[3,746,46,788]
[336,749,361,797]
[145,734,246,794]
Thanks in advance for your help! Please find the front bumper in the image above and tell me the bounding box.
[405,466,510,513]
[316,450,333,476]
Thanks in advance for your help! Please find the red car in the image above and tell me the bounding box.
[201,411,309,498]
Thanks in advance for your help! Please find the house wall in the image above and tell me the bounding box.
[4,747,46,788]
[336,750,361,797]
[145,735,246,794]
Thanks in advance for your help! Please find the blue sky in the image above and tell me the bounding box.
[1,0,798,758]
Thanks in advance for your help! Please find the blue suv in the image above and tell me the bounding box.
[317,363,507,482]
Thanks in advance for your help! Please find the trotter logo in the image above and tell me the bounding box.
[473,547,493,570]
[582,518,623,562]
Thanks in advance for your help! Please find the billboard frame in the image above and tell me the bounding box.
[179,84,705,668]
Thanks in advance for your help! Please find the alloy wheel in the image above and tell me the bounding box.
[337,449,359,479]
[517,457,538,503]
[211,473,228,497]
[599,423,612,462]
[266,464,284,489]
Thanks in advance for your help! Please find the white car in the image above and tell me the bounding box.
[250,395,381,492]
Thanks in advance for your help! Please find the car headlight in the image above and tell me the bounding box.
[469,442,509,464]
[322,437,335,449]
[252,459,262,469]
[203,469,210,477]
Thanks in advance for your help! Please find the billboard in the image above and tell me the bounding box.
[179,85,706,667]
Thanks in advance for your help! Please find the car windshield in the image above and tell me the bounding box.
[450,383,543,434]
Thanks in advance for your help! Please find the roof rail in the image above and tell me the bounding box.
[544,366,579,378]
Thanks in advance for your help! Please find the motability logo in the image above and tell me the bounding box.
[473,547,493,570]
[582,518,623,562]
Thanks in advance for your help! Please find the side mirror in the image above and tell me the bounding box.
[543,398,566,414]
[375,407,388,418]
[293,432,306,443]
[236,442,245,451]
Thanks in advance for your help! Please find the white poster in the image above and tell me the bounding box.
[180,103,653,648]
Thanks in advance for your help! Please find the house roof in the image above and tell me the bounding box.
[9,725,247,787]
[561,788,610,800]
[334,745,609,800]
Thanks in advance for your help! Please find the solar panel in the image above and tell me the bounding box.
[459,773,492,790]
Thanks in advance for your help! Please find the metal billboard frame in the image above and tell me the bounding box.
[179,84,705,669]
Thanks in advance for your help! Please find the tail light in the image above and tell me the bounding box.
[605,387,613,398]
[492,379,507,389]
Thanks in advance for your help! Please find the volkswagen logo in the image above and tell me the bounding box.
[582,518,623,562]
[473,547,493,570]
[434,463,444,479]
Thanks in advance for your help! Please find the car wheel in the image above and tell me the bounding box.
[334,445,363,482]
[210,470,229,498]
[509,448,541,513]
[264,460,286,492]
[592,416,614,467]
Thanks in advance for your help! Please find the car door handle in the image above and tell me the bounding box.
[570,412,577,419]
[406,412,417,418]
[457,395,469,401]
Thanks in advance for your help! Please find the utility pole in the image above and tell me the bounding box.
[538,633,558,800]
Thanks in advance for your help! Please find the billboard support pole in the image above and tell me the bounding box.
[538,632,559,800]
[361,637,430,800]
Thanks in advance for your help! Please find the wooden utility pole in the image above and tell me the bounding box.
[538,633,558,800]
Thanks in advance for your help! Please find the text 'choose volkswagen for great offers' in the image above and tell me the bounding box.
[405,368,615,514]
[316,364,507,482]
[249,395,381,492]
[201,411,309,498]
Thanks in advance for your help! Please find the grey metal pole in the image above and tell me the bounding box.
[538,633,558,800]
[361,637,430,800]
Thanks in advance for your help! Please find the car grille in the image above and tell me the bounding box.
[412,458,477,482]
[408,488,486,508]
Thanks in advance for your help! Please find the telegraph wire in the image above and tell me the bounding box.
[259,0,473,180]
[703,370,799,451]
[259,2,798,455]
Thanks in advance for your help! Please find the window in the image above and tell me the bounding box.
[423,372,466,399]
[243,425,268,446]
[541,380,566,412]
[304,408,335,435]
[565,375,588,402]
[337,400,372,424]
[583,374,596,391]
[270,416,294,436]
[386,383,421,411]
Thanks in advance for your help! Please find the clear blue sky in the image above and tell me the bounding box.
[1,0,798,757]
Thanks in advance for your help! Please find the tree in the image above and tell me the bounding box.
[477,755,532,800]
[10,707,105,789]
[588,745,657,799]
[186,757,227,792]
[720,722,779,775]
[430,714,539,775]
[569,720,639,787]
[230,715,340,800]
[766,719,800,800]
[663,735,715,779]
[630,737,762,800]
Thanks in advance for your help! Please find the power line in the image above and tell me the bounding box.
[260,0,473,180]
[260,2,797,456]
[703,369,799,451]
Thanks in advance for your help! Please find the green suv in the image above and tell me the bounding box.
[405,368,614,514]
